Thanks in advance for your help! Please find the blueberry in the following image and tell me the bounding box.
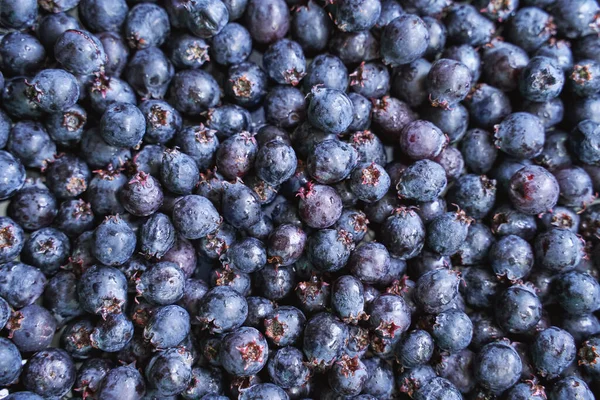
[0,261,47,309]
[396,159,447,202]
[8,121,56,170]
[532,327,576,379]
[0,337,22,386]
[426,210,472,256]
[380,14,429,66]
[413,377,462,400]
[496,283,543,334]
[125,47,174,99]
[0,32,46,77]
[144,304,190,349]
[0,0,37,30]
[519,56,565,102]
[124,3,170,49]
[397,364,437,397]
[168,69,220,115]
[453,222,495,266]
[146,347,194,396]
[508,165,559,215]
[74,358,113,399]
[423,104,469,144]
[225,62,268,108]
[55,30,107,75]
[88,76,137,115]
[507,7,556,52]
[78,0,128,33]
[291,1,331,53]
[22,348,76,398]
[297,183,343,229]
[0,150,25,200]
[198,286,247,334]
[96,364,146,399]
[534,130,571,171]
[6,304,57,353]
[171,196,219,244]
[415,268,460,314]
[475,341,522,394]
[29,69,80,113]
[45,104,88,147]
[307,87,353,134]
[244,0,289,45]
[238,383,289,400]
[447,175,497,219]
[381,207,426,260]
[184,0,229,39]
[372,95,418,142]
[554,271,600,315]
[444,4,496,46]
[182,366,223,399]
[95,31,128,75]
[302,312,348,371]
[219,327,269,376]
[89,312,133,352]
[548,376,595,400]
[427,58,472,109]
[392,58,431,108]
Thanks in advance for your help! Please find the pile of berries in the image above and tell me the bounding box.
[0,0,599,398]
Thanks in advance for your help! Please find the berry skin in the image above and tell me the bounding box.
[268,346,310,389]
[399,120,447,161]
[396,329,434,369]
[381,207,426,260]
[143,304,190,350]
[54,30,107,75]
[96,364,146,399]
[307,87,354,135]
[21,348,76,398]
[90,312,134,353]
[369,293,411,340]
[172,194,221,240]
[474,341,522,394]
[222,181,263,230]
[7,121,56,170]
[78,265,128,318]
[348,242,391,285]
[0,261,46,309]
[490,234,534,281]
[519,56,565,102]
[0,337,22,386]
[198,286,248,334]
[534,228,584,273]
[255,140,297,186]
[496,283,542,334]
[548,376,595,400]
[380,14,429,66]
[413,377,462,400]
[570,119,600,165]
[220,326,269,376]
[427,59,472,109]
[495,112,545,160]
[297,183,343,229]
[211,23,253,66]
[426,210,472,256]
[307,139,358,184]
[0,150,25,200]
[447,175,497,219]
[244,0,289,45]
[302,312,348,371]
[554,271,600,315]
[508,165,560,215]
[531,327,576,379]
[396,159,448,202]
[44,154,91,200]
[145,347,193,396]
[444,4,495,46]
[92,215,136,266]
[554,166,595,208]
[415,269,461,314]
[238,383,289,400]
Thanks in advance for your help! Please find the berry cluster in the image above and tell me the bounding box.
[0,0,599,399]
